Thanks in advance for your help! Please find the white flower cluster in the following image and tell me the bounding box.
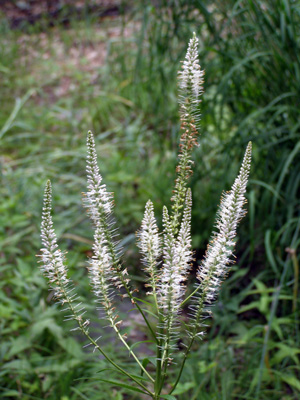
[157,190,193,357]
[171,33,203,233]
[191,142,252,334]
[178,32,204,104]
[39,181,86,324]
[176,189,193,281]
[137,200,161,296]
[88,225,119,329]
[159,206,183,314]
[84,131,113,224]
[40,181,70,299]
[39,34,252,395]
[84,131,129,328]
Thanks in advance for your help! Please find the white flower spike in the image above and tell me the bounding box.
[178,32,204,104]
[190,142,252,336]
[137,200,161,298]
[38,34,252,398]
[39,180,87,326]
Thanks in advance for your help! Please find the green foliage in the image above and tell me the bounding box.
[1,1,299,399]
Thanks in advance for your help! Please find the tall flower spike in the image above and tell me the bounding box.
[157,191,193,363]
[158,207,182,364]
[175,188,193,284]
[190,142,252,337]
[39,181,86,325]
[84,131,130,292]
[171,33,204,235]
[137,200,161,300]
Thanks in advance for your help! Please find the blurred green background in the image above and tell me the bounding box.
[0,1,299,399]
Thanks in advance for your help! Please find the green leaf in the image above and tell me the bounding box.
[272,343,300,365]
[130,340,155,351]
[3,359,31,372]
[59,337,83,358]
[280,374,300,391]
[133,297,153,307]
[94,368,148,381]
[141,357,150,377]
[0,390,21,397]
[126,373,149,382]
[96,379,148,394]
[143,356,157,367]
[141,308,159,319]
[172,381,195,394]
[70,386,90,400]
[7,336,31,358]
[30,318,63,340]
[160,395,177,400]
[0,88,35,140]
[265,230,279,275]
[198,361,217,374]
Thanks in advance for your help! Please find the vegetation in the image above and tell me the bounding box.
[1,1,299,399]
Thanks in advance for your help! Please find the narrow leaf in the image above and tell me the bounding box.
[96,379,148,394]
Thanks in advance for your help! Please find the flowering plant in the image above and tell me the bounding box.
[39,34,251,399]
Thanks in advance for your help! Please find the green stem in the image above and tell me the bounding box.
[116,324,154,382]
[56,273,153,396]
[84,330,153,396]
[158,294,174,395]
[154,314,163,396]
[171,101,196,235]
[169,338,194,394]
[180,285,200,308]
[118,268,158,345]
[133,298,159,344]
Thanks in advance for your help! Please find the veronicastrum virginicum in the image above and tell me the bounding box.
[38,33,251,399]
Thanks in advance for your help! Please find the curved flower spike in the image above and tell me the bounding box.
[84,131,128,292]
[39,180,86,325]
[190,142,252,337]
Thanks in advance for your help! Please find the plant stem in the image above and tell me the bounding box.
[133,298,159,344]
[169,338,194,394]
[84,330,153,396]
[59,278,153,396]
[115,324,154,382]
[154,314,163,396]
[179,285,200,308]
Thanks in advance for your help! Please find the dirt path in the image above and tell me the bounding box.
[1,0,125,28]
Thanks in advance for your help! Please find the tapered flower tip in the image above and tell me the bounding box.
[45,179,51,192]
[145,199,154,209]
[244,141,252,156]
[178,32,204,101]
[43,180,52,209]
[162,205,170,224]
[87,130,95,145]
[246,141,252,155]
[240,141,252,173]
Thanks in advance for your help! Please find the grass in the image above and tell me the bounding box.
[1,1,299,399]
